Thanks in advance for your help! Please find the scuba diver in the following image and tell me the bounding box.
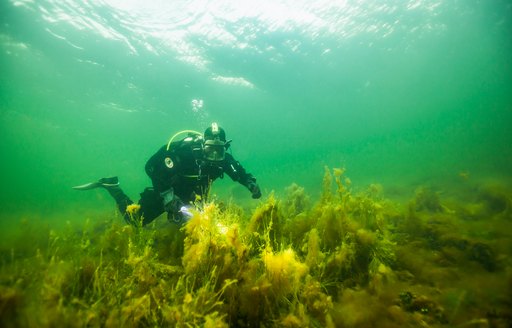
[73,123,261,225]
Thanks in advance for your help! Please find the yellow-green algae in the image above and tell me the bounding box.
[1,168,511,327]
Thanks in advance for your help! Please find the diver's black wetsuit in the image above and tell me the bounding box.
[113,134,258,225]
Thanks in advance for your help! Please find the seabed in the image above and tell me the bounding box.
[0,167,511,327]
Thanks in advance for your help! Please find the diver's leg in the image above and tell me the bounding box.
[136,188,165,225]
[73,176,134,220]
[105,185,165,226]
[104,185,133,215]
[134,189,191,225]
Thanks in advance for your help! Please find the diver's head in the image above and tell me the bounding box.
[203,122,226,162]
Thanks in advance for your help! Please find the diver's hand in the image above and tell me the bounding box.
[179,205,193,220]
[167,203,193,224]
[248,182,261,199]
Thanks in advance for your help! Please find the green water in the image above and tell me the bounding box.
[0,0,511,212]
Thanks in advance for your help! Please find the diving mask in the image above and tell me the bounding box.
[203,139,226,161]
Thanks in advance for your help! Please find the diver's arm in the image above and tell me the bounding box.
[145,146,178,204]
[145,146,191,222]
[145,146,169,191]
[224,153,261,199]
[145,145,178,193]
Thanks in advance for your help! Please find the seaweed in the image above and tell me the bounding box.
[0,167,511,327]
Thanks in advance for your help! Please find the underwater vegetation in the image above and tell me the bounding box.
[1,168,511,327]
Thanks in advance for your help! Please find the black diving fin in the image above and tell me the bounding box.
[72,177,119,190]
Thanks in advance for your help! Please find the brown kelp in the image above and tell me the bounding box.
[0,168,511,327]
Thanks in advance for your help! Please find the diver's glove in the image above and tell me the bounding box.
[167,204,193,224]
[163,195,193,224]
[179,205,193,220]
[248,181,262,199]
[161,188,190,224]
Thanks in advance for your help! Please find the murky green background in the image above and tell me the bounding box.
[1,0,511,216]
